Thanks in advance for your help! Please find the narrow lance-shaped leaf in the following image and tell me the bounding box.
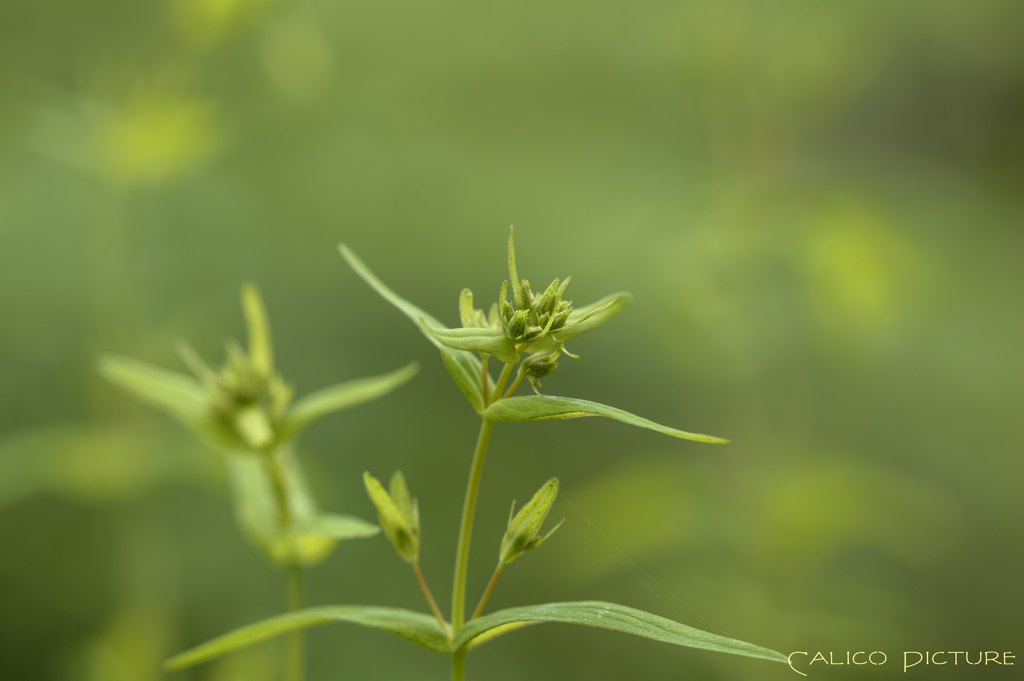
[98,355,208,423]
[241,283,273,378]
[290,513,380,541]
[508,227,522,307]
[278,362,420,440]
[552,292,632,341]
[339,244,490,412]
[165,605,452,670]
[423,326,519,364]
[454,601,788,664]
[482,395,728,444]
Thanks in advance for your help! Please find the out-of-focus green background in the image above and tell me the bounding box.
[1,0,1022,679]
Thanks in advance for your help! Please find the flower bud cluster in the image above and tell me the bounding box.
[202,342,293,450]
[500,229,573,344]
[174,286,294,452]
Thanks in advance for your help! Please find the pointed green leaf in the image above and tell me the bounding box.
[482,395,728,443]
[440,350,489,413]
[278,362,419,440]
[423,326,519,364]
[454,601,787,664]
[176,340,216,384]
[165,605,451,670]
[339,244,447,330]
[241,283,273,378]
[339,244,490,412]
[99,356,250,453]
[465,621,537,650]
[553,292,632,341]
[503,225,520,303]
[459,288,476,328]
[99,355,208,423]
[290,513,380,541]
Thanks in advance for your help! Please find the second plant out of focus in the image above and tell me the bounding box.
[100,284,419,681]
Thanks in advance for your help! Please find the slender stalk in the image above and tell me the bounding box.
[450,419,495,681]
[414,563,451,636]
[502,375,523,399]
[265,450,304,681]
[285,564,304,681]
[264,450,292,529]
[481,354,489,405]
[492,362,514,402]
[471,564,504,620]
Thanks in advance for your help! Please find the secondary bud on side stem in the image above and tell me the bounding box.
[518,342,569,391]
[364,471,420,564]
[499,478,563,565]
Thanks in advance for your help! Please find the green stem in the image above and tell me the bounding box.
[450,419,495,680]
[264,449,292,529]
[491,363,514,404]
[452,649,466,680]
[471,563,504,620]
[502,375,523,399]
[264,449,304,681]
[481,354,489,405]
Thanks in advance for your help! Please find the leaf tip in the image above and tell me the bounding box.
[338,243,360,268]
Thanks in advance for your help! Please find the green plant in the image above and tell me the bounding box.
[161,231,789,679]
[99,284,419,681]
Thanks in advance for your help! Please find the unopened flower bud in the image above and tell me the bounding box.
[364,471,420,564]
[516,279,533,310]
[234,405,274,449]
[522,325,545,341]
[549,307,571,331]
[532,278,560,316]
[506,309,529,338]
[519,343,563,390]
[499,478,563,565]
[501,301,515,326]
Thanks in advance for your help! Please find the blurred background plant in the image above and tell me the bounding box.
[100,282,418,681]
[0,0,1021,680]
